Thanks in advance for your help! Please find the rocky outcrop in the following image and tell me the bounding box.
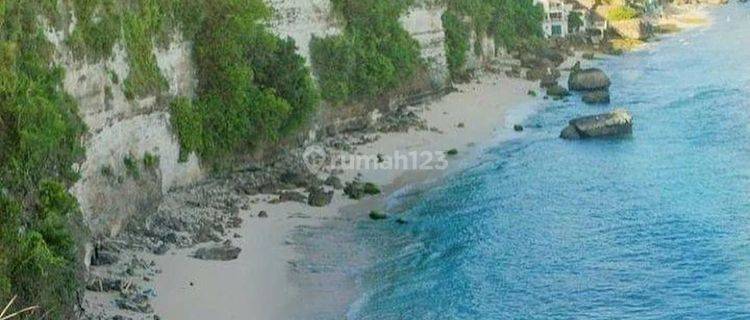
[610,19,650,40]
[560,109,633,139]
[268,0,341,63]
[568,62,611,91]
[45,29,204,238]
[401,3,449,87]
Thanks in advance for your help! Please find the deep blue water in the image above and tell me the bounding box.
[296,5,750,320]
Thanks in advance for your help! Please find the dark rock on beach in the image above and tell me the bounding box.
[192,241,242,261]
[369,210,388,220]
[344,181,381,200]
[91,249,119,266]
[324,175,344,189]
[307,186,333,207]
[560,109,633,140]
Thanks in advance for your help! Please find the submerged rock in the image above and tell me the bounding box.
[560,109,633,140]
[369,210,388,220]
[568,62,611,91]
[546,84,570,98]
[192,241,242,261]
[582,90,611,104]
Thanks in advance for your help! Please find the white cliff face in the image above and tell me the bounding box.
[401,3,449,88]
[267,0,341,64]
[45,27,203,236]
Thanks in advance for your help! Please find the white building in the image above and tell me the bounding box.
[536,0,574,38]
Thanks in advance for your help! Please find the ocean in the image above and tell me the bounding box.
[295,5,750,319]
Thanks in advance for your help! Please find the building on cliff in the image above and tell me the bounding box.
[536,0,573,37]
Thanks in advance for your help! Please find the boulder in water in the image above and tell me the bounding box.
[568,62,611,91]
[560,109,633,140]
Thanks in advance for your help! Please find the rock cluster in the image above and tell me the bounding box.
[569,62,612,105]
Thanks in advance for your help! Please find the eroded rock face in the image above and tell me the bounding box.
[610,19,650,40]
[569,63,611,92]
[560,109,633,139]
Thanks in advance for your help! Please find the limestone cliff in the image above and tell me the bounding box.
[44,0,490,239]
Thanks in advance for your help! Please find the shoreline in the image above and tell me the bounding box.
[82,72,541,320]
[81,4,716,319]
[153,73,540,320]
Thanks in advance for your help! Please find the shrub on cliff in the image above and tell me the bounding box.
[0,3,88,315]
[607,6,640,21]
[442,11,471,80]
[310,0,423,105]
[166,0,318,163]
[442,0,545,75]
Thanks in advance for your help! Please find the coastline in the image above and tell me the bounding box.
[151,73,539,320]
[80,4,718,319]
[82,72,540,319]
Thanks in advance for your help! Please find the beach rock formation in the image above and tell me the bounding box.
[192,241,242,261]
[582,90,611,104]
[610,19,650,40]
[308,186,334,207]
[568,62,611,91]
[560,109,633,139]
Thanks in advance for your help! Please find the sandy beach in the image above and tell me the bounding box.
[139,73,539,320]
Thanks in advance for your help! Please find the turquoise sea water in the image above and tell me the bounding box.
[295,5,750,319]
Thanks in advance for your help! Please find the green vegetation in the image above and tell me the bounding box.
[177,0,318,163]
[309,0,423,105]
[442,11,471,79]
[143,152,159,169]
[121,7,168,99]
[607,5,640,21]
[123,154,140,179]
[569,11,584,33]
[67,0,121,60]
[0,1,87,317]
[363,182,382,196]
[369,210,388,220]
[446,148,459,156]
[442,0,545,78]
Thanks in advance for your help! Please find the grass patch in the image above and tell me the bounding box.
[607,6,640,21]
[143,152,159,169]
[122,6,168,99]
[123,154,140,179]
